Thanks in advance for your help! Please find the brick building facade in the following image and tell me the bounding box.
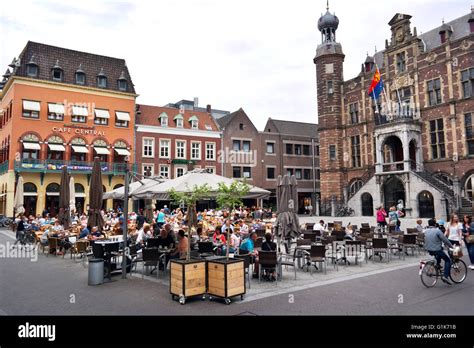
[315,7,474,218]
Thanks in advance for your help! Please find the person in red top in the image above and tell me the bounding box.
[376,205,387,229]
[213,226,226,244]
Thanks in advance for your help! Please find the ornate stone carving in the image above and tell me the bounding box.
[460,39,473,51]
[425,52,437,63]
[349,81,357,90]
[392,74,414,90]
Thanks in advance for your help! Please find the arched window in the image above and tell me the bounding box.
[465,174,474,200]
[349,179,363,195]
[46,183,60,194]
[51,60,63,82]
[23,182,37,217]
[117,71,128,91]
[46,135,65,161]
[21,134,41,160]
[74,183,86,214]
[70,138,88,162]
[93,139,110,162]
[24,182,37,194]
[97,68,107,88]
[418,191,435,218]
[45,183,60,217]
[113,140,130,163]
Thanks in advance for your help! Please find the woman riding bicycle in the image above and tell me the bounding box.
[424,218,453,285]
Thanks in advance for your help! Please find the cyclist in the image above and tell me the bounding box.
[12,214,26,247]
[424,218,453,285]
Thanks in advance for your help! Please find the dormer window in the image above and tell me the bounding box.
[51,60,63,82]
[439,22,453,44]
[174,114,183,128]
[189,115,199,129]
[159,112,168,127]
[117,71,128,91]
[97,68,107,88]
[75,64,85,85]
[27,64,38,77]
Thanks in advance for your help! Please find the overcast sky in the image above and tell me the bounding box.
[0,0,471,129]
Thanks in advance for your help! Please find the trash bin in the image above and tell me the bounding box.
[88,258,104,285]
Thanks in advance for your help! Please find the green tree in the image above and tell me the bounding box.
[216,180,250,259]
[168,184,210,261]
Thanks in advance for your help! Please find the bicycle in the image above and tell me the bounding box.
[336,206,355,217]
[419,248,467,287]
[12,225,37,249]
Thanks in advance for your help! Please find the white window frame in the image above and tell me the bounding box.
[142,137,155,158]
[159,139,170,159]
[191,120,199,129]
[176,140,187,159]
[175,165,187,178]
[142,164,154,177]
[176,118,183,128]
[266,141,275,154]
[160,115,168,127]
[159,165,170,178]
[205,142,216,161]
[191,141,201,160]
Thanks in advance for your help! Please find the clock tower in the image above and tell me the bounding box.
[314,3,346,203]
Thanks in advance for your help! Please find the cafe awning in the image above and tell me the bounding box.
[23,142,41,150]
[22,100,40,112]
[48,104,65,114]
[94,147,110,155]
[94,109,110,119]
[71,145,89,153]
[72,106,89,116]
[115,111,130,121]
[48,144,66,152]
[114,148,130,156]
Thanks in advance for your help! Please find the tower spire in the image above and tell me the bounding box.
[327,0,329,11]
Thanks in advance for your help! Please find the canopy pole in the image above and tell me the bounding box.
[121,167,130,279]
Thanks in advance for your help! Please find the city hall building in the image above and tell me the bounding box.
[315,7,474,218]
[0,41,137,217]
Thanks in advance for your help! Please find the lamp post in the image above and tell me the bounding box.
[121,165,130,279]
[451,154,461,213]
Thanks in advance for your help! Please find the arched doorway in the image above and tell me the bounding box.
[24,182,37,216]
[74,183,85,214]
[382,135,404,171]
[112,184,123,211]
[361,193,373,216]
[465,174,474,200]
[418,191,434,218]
[383,177,405,210]
[45,183,60,217]
[409,140,417,170]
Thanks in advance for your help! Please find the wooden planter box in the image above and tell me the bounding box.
[207,258,245,304]
[170,259,206,305]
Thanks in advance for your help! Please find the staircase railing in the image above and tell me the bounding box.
[347,166,375,201]
[409,160,455,198]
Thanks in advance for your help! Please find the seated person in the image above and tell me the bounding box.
[239,232,259,277]
[344,225,354,240]
[313,220,326,232]
[51,220,64,235]
[196,227,208,241]
[239,220,249,240]
[261,232,276,251]
[157,228,175,249]
[79,224,90,239]
[87,226,102,240]
[170,230,188,260]
[229,229,241,254]
[260,232,277,280]
[213,226,226,244]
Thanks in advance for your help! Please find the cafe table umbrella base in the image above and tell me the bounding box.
[207,258,245,305]
[170,259,207,305]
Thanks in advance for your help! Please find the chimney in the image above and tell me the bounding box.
[193,97,199,108]
[206,104,212,113]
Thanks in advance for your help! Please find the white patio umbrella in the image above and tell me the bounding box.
[69,176,76,214]
[131,169,270,200]
[103,178,164,200]
[13,176,25,216]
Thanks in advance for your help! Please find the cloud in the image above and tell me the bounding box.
[1,0,471,130]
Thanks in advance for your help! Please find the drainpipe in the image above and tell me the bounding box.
[311,137,317,216]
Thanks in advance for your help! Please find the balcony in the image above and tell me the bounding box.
[374,111,420,127]
[14,159,137,175]
[381,161,405,173]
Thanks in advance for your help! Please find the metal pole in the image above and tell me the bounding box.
[121,166,130,279]
[311,138,317,215]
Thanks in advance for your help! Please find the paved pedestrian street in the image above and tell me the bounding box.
[1,228,472,316]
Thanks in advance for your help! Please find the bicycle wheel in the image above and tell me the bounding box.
[420,261,438,288]
[450,259,467,283]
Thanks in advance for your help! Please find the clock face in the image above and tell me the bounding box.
[396,27,404,42]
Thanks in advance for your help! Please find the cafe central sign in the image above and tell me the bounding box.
[52,124,105,136]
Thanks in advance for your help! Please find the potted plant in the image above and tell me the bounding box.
[168,184,210,305]
[207,181,249,304]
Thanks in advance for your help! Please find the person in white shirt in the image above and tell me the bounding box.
[445,214,463,246]
[230,230,241,253]
[136,224,151,246]
[239,220,249,239]
[313,220,325,232]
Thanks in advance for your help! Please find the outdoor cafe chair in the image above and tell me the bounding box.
[416,232,425,255]
[255,229,266,238]
[278,243,297,280]
[235,254,252,289]
[303,233,317,242]
[128,244,142,275]
[198,241,215,257]
[71,239,89,266]
[401,234,417,257]
[309,245,327,274]
[258,251,278,284]
[406,228,418,234]
[146,238,160,249]
[344,240,363,266]
[141,248,160,279]
[372,238,389,263]
[306,223,315,230]
[46,237,59,257]
[254,237,263,250]
[361,223,370,228]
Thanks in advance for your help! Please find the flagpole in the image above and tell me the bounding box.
[374,62,392,119]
